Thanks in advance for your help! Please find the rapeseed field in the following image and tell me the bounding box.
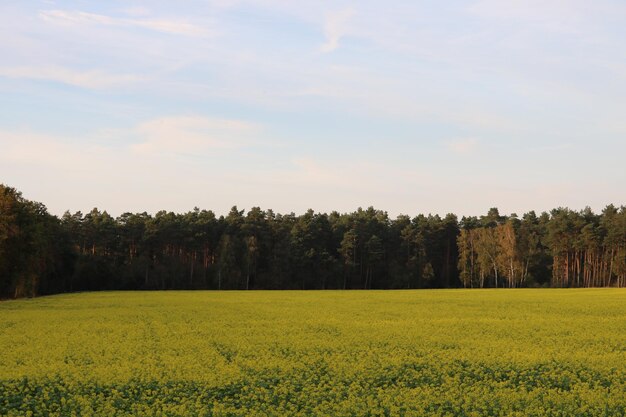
[1,289,625,416]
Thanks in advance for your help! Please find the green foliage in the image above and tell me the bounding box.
[0,185,71,298]
[1,182,625,298]
[1,290,625,416]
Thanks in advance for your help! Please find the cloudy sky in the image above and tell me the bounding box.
[1,1,625,218]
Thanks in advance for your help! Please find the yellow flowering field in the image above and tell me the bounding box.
[1,289,625,416]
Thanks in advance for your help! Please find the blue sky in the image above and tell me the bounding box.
[1,0,625,217]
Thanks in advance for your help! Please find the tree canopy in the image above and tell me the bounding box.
[1,183,624,298]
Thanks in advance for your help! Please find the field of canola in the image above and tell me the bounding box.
[1,289,625,416]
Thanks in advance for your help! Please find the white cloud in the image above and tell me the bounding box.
[131,116,260,155]
[0,115,265,215]
[0,130,112,171]
[0,116,262,165]
[0,66,143,89]
[320,9,354,53]
[446,138,479,153]
[39,10,210,37]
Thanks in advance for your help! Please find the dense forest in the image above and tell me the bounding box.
[1,183,625,298]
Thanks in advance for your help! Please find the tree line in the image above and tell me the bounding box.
[1,183,624,298]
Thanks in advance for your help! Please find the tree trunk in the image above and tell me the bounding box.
[189,251,195,288]
[246,261,250,290]
[493,262,498,288]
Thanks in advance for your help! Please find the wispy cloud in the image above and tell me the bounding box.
[0,116,261,163]
[131,116,261,155]
[0,119,272,216]
[0,66,143,89]
[0,129,112,170]
[446,138,479,153]
[39,10,210,37]
[320,9,354,53]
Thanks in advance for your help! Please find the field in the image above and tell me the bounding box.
[1,290,625,416]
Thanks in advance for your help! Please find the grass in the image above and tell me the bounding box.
[1,289,625,416]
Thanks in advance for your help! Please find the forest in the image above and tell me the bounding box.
[1,183,625,298]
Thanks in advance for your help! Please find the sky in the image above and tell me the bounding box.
[1,0,625,218]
